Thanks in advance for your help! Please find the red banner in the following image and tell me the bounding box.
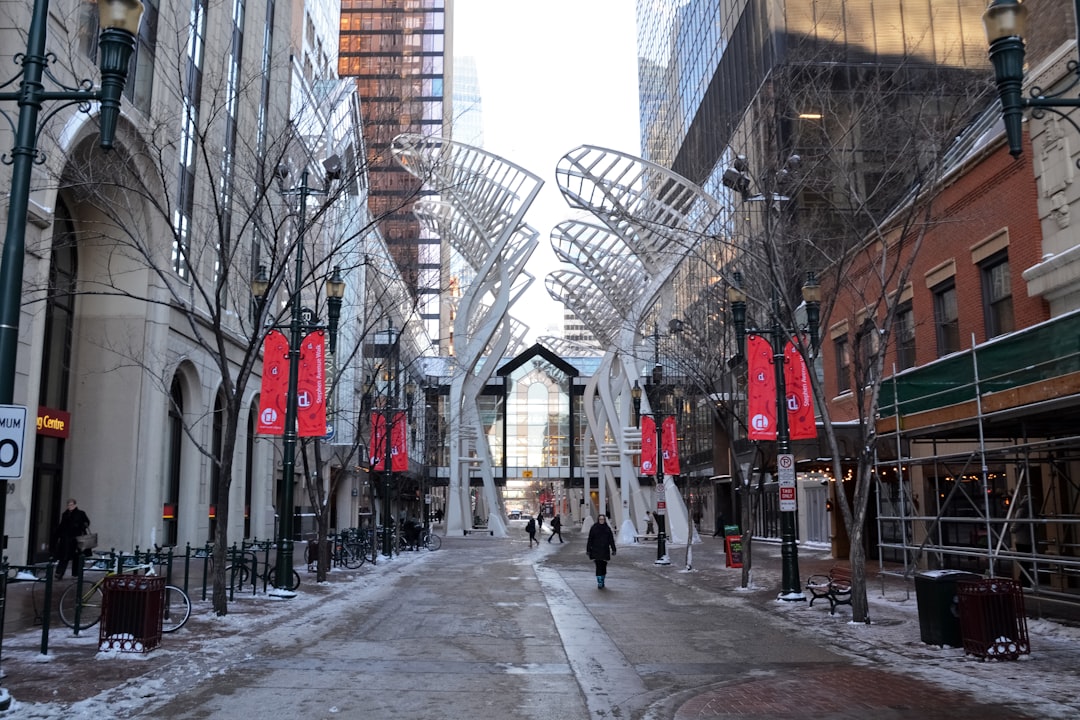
[390,411,408,471]
[369,412,388,471]
[784,341,816,439]
[747,334,777,440]
[371,411,408,471]
[640,415,657,475]
[257,330,290,435]
[296,331,326,437]
[661,415,681,475]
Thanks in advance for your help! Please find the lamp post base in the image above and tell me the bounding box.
[268,588,298,600]
[777,591,807,603]
[654,555,671,566]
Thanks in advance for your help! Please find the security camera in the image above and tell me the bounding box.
[323,154,343,181]
[274,163,289,181]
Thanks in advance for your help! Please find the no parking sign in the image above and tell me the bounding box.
[778,453,796,512]
[0,405,27,479]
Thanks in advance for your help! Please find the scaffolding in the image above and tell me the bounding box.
[874,310,1080,609]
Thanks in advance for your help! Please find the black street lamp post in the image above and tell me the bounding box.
[728,271,821,600]
[642,323,675,566]
[983,0,1080,157]
[0,1,144,705]
[381,319,400,558]
[251,167,342,594]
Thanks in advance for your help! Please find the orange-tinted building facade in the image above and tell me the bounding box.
[338,0,447,333]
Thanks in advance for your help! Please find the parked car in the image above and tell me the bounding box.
[508,510,522,520]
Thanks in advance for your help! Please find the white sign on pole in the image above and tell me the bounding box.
[777,453,796,512]
[0,405,28,479]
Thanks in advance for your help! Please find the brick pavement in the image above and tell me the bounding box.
[4,533,1079,718]
[673,665,1038,719]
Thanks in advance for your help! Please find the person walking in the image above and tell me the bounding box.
[535,512,543,536]
[586,514,617,589]
[548,514,563,543]
[526,515,538,547]
[52,498,90,579]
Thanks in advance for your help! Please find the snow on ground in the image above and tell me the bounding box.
[3,539,1080,717]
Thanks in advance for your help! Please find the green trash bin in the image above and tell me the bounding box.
[914,570,980,646]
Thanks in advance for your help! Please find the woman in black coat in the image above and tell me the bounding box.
[586,514,617,589]
[53,498,90,579]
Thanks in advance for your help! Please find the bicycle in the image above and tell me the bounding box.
[334,534,366,568]
[227,550,300,591]
[58,555,191,633]
[418,527,441,551]
[304,534,365,571]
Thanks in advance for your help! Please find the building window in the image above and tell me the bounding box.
[933,280,960,357]
[894,302,916,370]
[834,335,851,394]
[172,0,208,280]
[856,320,879,388]
[981,252,1014,338]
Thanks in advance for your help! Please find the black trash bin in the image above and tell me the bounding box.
[914,570,980,646]
[99,574,165,653]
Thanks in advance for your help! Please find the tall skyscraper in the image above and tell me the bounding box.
[636,0,990,195]
[339,0,450,341]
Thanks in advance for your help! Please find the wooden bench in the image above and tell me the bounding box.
[633,534,659,543]
[805,566,853,614]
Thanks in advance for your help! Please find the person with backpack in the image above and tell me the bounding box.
[526,515,538,547]
[548,514,563,543]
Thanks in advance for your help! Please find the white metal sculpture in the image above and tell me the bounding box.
[393,135,542,537]
[549,146,724,547]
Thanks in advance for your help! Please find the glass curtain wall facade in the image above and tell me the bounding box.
[637,0,988,190]
[339,0,447,342]
[635,0,992,531]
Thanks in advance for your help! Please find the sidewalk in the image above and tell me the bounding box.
[620,536,1080,719]
[4,532,1080,717]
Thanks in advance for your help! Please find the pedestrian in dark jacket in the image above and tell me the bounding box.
[548,514,563,543]
[53,498,90,579]
[526,516,538,547]
[586,514,617,588]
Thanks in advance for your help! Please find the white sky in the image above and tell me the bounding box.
[452,0,642,344]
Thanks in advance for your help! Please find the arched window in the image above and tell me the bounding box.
[29,198,77,562]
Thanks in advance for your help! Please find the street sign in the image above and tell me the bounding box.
[0,405,27,479]
[324,424,335,441]
[777,453,796,511]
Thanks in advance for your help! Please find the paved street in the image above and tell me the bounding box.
[4,528,1080,718]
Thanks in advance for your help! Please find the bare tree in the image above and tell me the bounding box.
[42,8,439,612]
[726,55,993,621]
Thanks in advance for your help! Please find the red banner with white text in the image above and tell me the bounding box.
[257,330,289,435]
[390,411,408,471]
[369,412,388,471]
[784,341,816,440]
[370,411,408,472]
[661,415,681,475]
[640,414,657,475]
[746,334,777,440]
[296,331,326,437]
